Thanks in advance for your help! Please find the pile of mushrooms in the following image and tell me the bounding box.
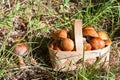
[49,29,74,51]
[49,26,112,51]
[83,26,112,51]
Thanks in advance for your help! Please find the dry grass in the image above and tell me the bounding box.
[0,0,120,80]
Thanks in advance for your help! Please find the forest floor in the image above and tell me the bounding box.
[0,0,120,80]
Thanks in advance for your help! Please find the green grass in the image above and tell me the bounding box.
[0,0,120,79]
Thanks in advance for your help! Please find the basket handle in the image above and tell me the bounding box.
[74,20,83,53]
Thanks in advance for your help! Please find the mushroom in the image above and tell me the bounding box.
[59,29,67,39]
[60,38,74,51]
[97,31,109,40]
[84,42,92,51]
[13,43,29,67]
[53,29,67,40]
[82,26,98,37]
[89,37,105,50]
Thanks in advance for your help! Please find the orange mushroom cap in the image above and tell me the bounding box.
[53,29,67,40]
[84,42,92,51]
[97,31,109,40]
[89,37,105,50]
[60,38,74,51]
[13,43,29,56]
[83,26,98,37]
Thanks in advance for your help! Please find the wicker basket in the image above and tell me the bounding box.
[48,20,111,71]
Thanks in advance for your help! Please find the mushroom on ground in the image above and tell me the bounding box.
[13,43,29,67]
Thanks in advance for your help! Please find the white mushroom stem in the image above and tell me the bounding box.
[18,56,26,67]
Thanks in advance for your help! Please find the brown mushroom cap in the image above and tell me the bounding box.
[89,37,105,50]
[83,26,98,37]
[97,31,109,40]
[60,38,74,51]
[13,43,29,56]
[53,29,67,40]
[59,29,67,39]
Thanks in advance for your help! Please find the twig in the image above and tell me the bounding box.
[20,0,28,5]
[5,64,51,73]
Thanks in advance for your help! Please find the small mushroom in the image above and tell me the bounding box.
[89,37,105,50]
[97,31,109,40]
[60,38,74,51]
[84,42,92,51]
[59,29,67,39]
[13,43,29,67]
[83,26,98,37]
[53,29,67,40]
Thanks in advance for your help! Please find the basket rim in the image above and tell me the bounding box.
[48,44,111,52]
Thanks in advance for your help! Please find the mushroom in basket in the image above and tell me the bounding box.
[97,30,109,40]
[84,42,92,51]
[83,26,98,38]
[60,38,74,51]
[82,26,112,50]
[89,37,105,50]
[97,30,112,46]
[53,29,67,40]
